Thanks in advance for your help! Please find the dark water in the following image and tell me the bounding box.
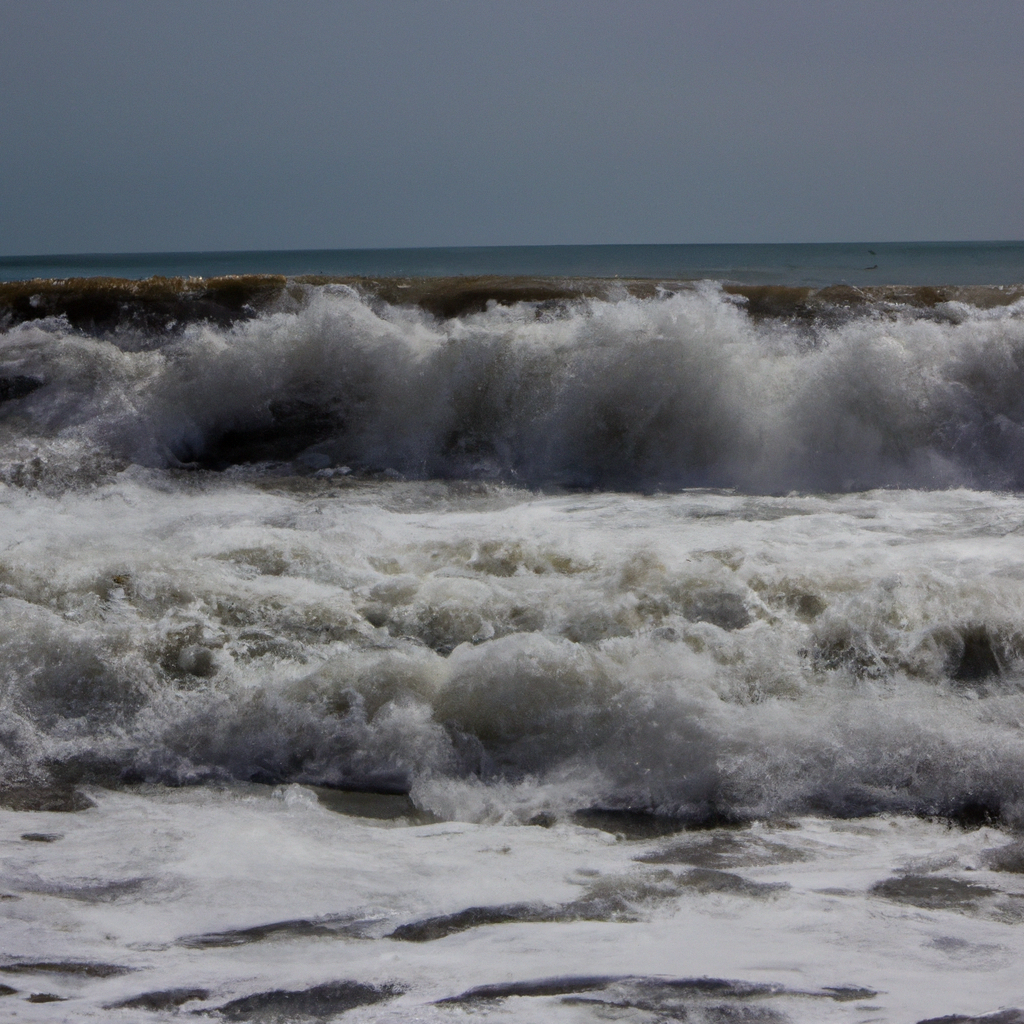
[2,241,1023,286]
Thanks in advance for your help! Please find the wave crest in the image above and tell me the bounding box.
[2,283,1024,492]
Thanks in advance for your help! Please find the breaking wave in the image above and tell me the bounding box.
[3,280,1024,827]
[1,280,1024,492]
[2,478,1024,826]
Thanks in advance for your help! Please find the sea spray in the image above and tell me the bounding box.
[2,283,1024,492]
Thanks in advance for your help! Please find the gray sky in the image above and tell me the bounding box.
[2,0,1022,254]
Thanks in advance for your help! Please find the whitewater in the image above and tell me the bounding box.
[2,276,1024,1022]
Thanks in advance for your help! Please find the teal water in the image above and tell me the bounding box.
[2,241,1023,285]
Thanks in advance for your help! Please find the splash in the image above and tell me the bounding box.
[1,283,1024,492]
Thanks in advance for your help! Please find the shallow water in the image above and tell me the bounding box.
[2,788,1024,1022]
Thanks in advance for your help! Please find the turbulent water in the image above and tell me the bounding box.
[2,274,1024,1022]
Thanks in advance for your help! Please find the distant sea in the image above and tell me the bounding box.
[2,239,1024,286]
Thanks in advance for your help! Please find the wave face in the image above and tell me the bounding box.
[1,281,1024,493]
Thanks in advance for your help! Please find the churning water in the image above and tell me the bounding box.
[2,266,1024,1021]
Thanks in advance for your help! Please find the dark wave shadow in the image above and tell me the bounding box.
[439,973,878,1019]
[180,915,377,949]
[108,988,209,1011]
[206,981,402,1021]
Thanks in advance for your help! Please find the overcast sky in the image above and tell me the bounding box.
[2,0,1022,254]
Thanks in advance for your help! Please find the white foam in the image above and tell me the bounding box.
[2,787,1023,1021]
[1,478,1023,824]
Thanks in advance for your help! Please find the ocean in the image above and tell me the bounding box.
[3,240,1024,287]
[1,243,1024,1023]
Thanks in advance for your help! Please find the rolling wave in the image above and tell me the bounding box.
[1,280,1023,492]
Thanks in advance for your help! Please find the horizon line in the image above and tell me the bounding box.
[3,239,1023,262]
